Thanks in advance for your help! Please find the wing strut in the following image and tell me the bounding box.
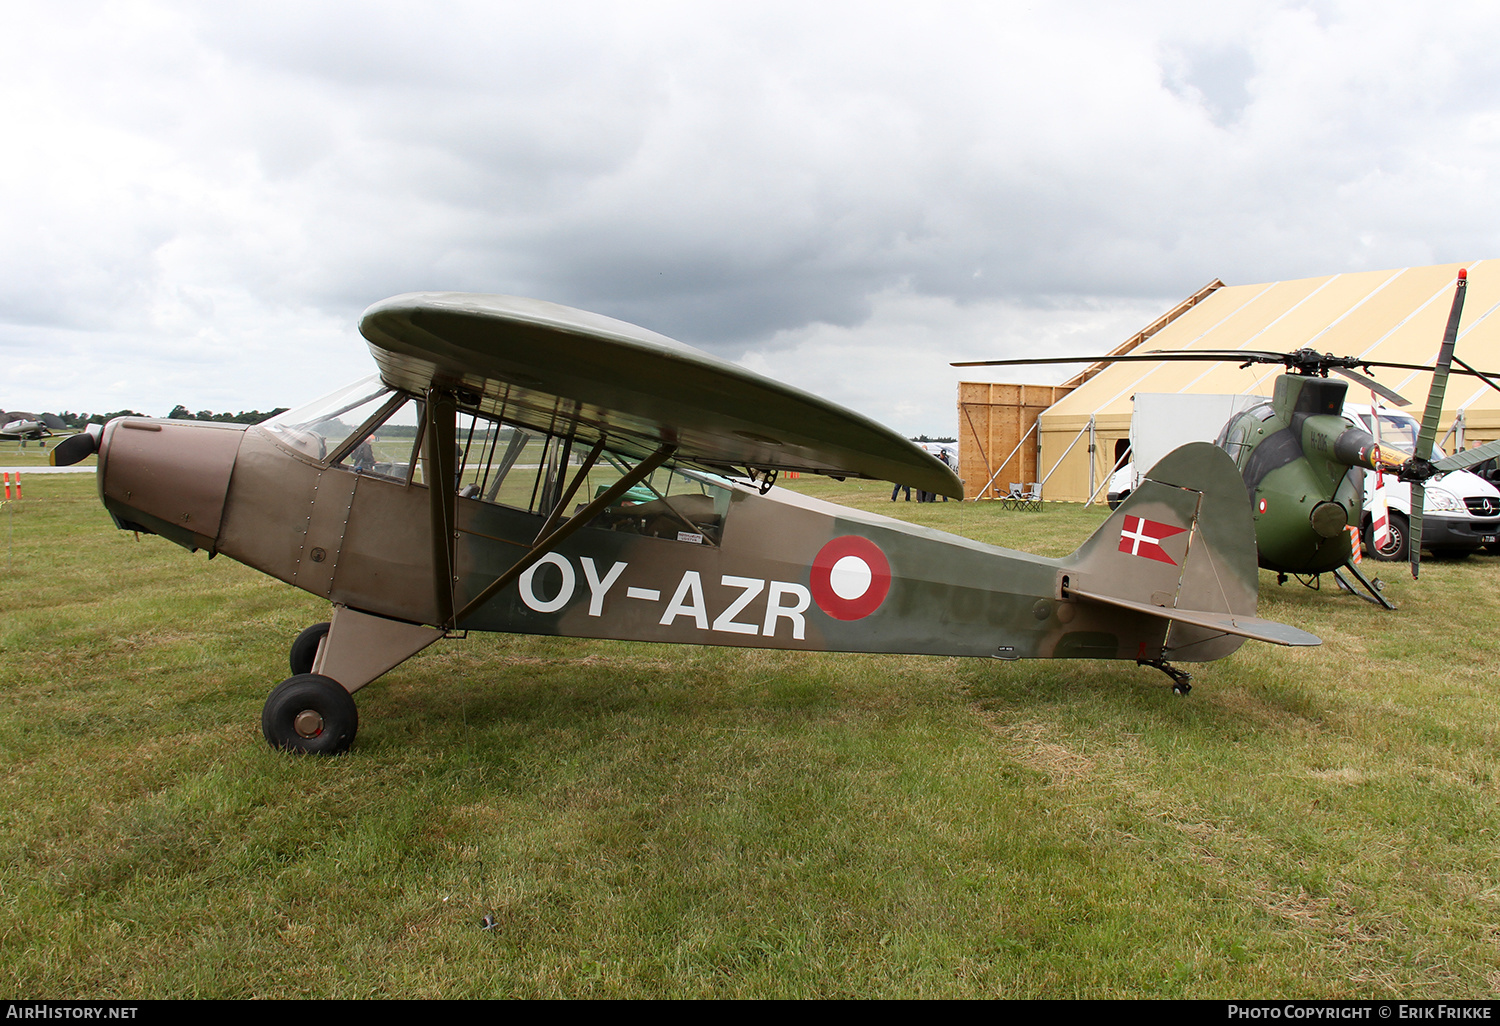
[532,438,606,543]
[425,390,459,627]
[454,443,678,625]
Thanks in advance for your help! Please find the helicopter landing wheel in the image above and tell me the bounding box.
[289,621,331,676]
[262,673,358,755]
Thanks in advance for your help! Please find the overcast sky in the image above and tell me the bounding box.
[5,0,1500,434]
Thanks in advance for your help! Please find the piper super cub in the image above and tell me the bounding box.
[53,293,1319,753]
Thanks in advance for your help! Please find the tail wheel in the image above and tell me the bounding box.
[289,621,332,676]
[262,674,358,755]
[1367,511,1409,562]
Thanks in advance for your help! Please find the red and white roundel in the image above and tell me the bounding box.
[810,536,892,620]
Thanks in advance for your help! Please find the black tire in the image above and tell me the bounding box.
[1367,511,1409,562]
[262,674,358,755]
[289,622,331,676]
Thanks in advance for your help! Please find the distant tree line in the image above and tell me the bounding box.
[909,434,956,443]
[49,411,145,427]
[167,406,289,424]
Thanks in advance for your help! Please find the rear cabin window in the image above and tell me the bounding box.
[451,408,732,545]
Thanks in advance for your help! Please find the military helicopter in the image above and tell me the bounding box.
[954,270,1500,606]
[52,292,1318,754]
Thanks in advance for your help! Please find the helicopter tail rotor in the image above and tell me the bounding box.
[1406,269,1468,579]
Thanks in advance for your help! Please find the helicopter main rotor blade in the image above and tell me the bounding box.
[1330,366,1411,407]
[949,350,1291,368]
[1409,268,1469,579]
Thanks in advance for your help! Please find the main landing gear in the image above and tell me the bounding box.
[260,605,447,756]
[289,621,331,676]
[262,673,359,755]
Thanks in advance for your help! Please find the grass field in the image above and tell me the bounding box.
[3,474,1500,998]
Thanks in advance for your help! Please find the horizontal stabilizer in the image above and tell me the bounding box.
[1067,585,1321,647]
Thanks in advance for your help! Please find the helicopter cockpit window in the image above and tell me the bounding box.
[450,406,732,545]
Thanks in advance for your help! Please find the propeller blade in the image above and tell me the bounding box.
[50,426,100,467]
[1408,269,1469,578]
[1416,270,1468,462]
[1409,482,1425,579]
[1433,437,1500,474]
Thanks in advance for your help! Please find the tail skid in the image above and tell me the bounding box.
[1062,442,1320,660]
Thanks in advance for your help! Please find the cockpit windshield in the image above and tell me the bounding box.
[263,377,421,479]
[262,378,736,543]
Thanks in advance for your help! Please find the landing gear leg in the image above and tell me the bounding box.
[1139,658,1193,695]
[263,605,447,755]
[1331,562,1397,610]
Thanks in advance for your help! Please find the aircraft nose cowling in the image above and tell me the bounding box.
[98,418,246,552]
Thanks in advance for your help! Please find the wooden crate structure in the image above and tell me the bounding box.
[957,383,1072,500]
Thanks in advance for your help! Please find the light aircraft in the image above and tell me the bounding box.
[955,271,1500,607]
[1,412,64,440]
[53,293,1318,754]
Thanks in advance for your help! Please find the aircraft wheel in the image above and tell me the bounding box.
[1367,511,1408,562]
[262,674,358,755]
[289,621,331,676]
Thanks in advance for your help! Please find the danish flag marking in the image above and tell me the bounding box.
[1118,515,1187,565]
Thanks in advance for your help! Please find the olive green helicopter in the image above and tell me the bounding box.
[955,270,1500,609]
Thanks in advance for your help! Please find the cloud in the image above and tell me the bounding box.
[6,0,1500,431]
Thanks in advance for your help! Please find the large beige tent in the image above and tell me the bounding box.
[959,261,1500,503]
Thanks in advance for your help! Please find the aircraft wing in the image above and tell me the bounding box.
[360,293,962,497]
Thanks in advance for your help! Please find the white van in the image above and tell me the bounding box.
[1345,405,1500,560]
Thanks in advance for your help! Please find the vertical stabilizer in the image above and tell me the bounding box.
[1062,442,1311,661]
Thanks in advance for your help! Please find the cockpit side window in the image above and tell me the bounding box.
[335,397,422,483]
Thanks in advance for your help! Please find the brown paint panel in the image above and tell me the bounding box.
[292,470,357,599]
[101,420,244,543]
[217,429,327,583]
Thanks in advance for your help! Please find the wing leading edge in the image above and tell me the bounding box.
[358,293,961,497]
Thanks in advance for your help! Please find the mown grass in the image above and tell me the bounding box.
[3,476,1500,997]
[0,437,93,468]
